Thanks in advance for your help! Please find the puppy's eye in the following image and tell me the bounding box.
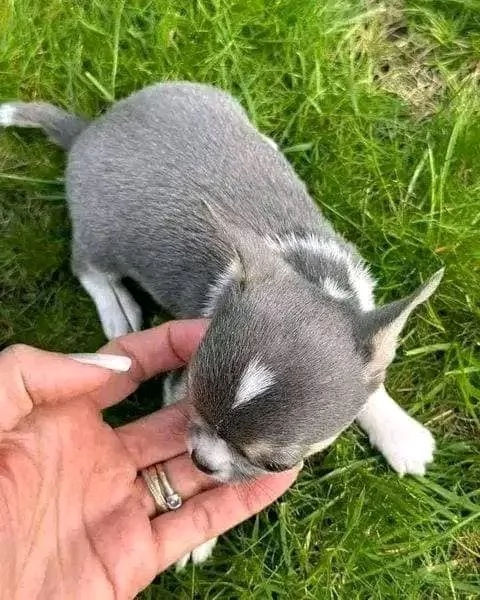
[263,461,290,473]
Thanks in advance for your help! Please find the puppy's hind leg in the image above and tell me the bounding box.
[73,261,142,340]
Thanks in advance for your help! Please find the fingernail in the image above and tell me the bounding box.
[67,353,132,372]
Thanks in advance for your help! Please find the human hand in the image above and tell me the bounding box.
[0,320,298,600]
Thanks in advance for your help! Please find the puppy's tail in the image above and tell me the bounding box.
[0,101,89,150]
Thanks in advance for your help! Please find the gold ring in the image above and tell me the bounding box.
[141,464,182,515]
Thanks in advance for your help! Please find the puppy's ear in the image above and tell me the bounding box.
[357,269,444,385]
[201,199,277,289]
[201,199,247,288]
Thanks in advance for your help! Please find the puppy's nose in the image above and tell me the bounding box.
[191,449,217,475]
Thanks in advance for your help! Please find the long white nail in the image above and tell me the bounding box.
[67,353,132,372]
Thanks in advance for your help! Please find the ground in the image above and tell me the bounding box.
[1,1,479,598]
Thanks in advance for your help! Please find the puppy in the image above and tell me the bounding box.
[0,82,443,567]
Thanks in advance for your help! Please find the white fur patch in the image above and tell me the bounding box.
[196,435,231,465]
[356,385,435,476]
[323,277,352,301]
[305,434,339,457]
[175,553,190,571]
[233,358,275,408]
[267,233,375,311]
[0,104,16,126]
[78,266,141,340]
[176,538,218,571]
[189,429,233,482]
[192,538,218,563]
[202,260,240,317]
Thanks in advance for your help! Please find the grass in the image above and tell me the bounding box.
[1,0,480,598]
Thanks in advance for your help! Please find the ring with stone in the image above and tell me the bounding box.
[141,463,182,515]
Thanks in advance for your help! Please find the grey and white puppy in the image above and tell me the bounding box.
[0,82,443,567]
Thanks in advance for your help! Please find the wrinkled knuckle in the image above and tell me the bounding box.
[1,344,35,372]
[191,502,215,539]
[4,343,31,362]
[165,321,187,365]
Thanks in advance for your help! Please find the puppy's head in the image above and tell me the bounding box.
[187,274,367,481]
[186,231,444,482]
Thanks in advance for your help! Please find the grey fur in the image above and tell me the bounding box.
[0,82,443,482]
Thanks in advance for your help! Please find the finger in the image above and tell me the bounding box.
[116,402,190,465]
[134,453,217,518]
[0,320,207,431]
[91,319,208,409]
[0,344,116,431]
[151,469,299,571]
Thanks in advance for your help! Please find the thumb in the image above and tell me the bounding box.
[0,344,125,431]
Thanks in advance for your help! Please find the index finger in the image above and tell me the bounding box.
[92,319,208,409]
[151,469,299,571]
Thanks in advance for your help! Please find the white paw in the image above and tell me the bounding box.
[175,553,191,572]
[357,386,435,476]
[368,413,435,476]
[101,314,132,340]
[78,267,138,340]
[110,284,143,332]
[192,538,218,563]
[175,538,218,571]
[119,301,142,333]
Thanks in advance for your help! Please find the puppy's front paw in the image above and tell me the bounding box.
[102,314,132,340]
[175,538,218,571]
[369,413,435,476]
[357,386,436,477]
